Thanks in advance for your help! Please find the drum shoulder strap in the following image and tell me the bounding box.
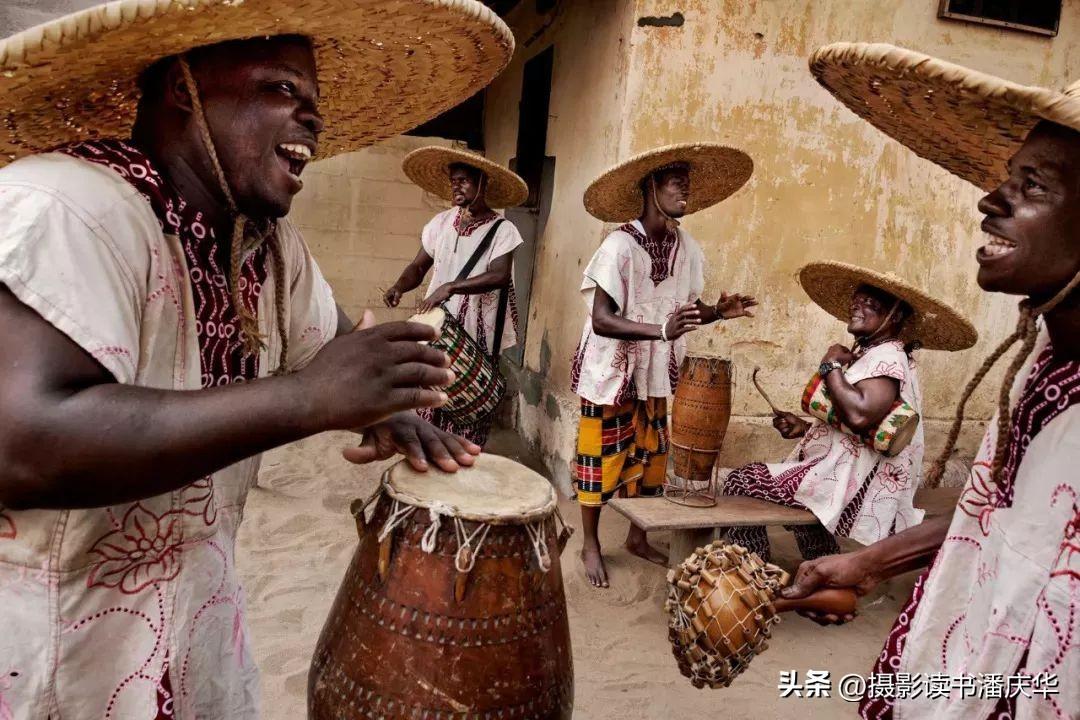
[455,218,506,282]
[456,219,511,360]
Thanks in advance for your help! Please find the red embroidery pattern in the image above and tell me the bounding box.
[452,207,495,237]
[61,140,268,389]
[86,505,183,593]
[619,222,678,284]
[864,339,1080,719]
[1050,485,1080,581]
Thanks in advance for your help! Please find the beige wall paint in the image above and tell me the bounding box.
[482,0,640,492]
[485,0,1080,488]
[288,135,456,325]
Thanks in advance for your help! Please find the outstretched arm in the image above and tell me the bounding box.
[780,513,952,624]
[418,252,513,313]
[0,286,456,510]
[384,247,434,307]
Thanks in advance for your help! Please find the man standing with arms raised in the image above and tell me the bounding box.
[572,143,758,587]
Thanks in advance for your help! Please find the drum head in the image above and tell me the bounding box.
[409,307,447,338]
[383,453,557,524]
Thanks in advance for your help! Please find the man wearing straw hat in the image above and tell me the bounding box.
[779,43,1080,719]
[0,2,512,718]
[384,147,528,447]
[725,262,975,566]
[572,143,758,587]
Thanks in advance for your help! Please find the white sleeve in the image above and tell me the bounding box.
[0,184,147,383]
[420,215,440,258]
[276,221,338,370]
[489,217,524,261]
[581,233,633,313]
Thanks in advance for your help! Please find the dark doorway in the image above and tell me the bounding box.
[504,46,556,367]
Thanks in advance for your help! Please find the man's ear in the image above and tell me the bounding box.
[163,59,195,116]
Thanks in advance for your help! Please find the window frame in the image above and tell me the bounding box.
[937,0,1061,37]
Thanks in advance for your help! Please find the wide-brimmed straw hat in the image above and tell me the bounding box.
[0,0,513,165]
[809,42,1080,191]
[583,142,753,222]
[799,261,977,352]
[402,146,528,208]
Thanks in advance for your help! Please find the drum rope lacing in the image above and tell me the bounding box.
[378,498,566,572]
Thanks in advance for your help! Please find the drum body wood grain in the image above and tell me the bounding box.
[309,458,574,719]
[670,357,733,483]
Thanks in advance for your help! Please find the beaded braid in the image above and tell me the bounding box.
[178,56,290,373]
[924,268,1080,487]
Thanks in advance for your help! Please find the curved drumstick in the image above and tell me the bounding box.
[751,366,785,415]
[773,587,858,615]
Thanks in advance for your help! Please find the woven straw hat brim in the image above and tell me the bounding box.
[583,143,753,222]
[402,146,528,208]
[798,261,977,352]
[810,42,1080,191]
[0,0,513,165]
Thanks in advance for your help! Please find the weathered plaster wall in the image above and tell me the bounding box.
[483,0,640,494]
[489,0,1080,486]
[621,0,1080,467]
[288,136,457,324]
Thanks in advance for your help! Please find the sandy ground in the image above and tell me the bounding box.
[237,429,922,719]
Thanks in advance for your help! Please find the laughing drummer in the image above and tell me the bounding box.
[0,2,509,717]
[779,43,1080,719]
[723,262,975,564]
[385,147,529,447]
[572,143,758,587]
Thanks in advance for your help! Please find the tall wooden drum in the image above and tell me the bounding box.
[309,454,574,719]
[668,357,733,505]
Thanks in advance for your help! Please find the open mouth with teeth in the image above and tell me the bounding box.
[276,143,313,187]
[978,231,1018,261]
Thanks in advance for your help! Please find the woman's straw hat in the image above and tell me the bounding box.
[583,143,753,222]
[799,261,977,352]
[809,42,1080,191]
[402,146,528,208]
[0,0,513,164]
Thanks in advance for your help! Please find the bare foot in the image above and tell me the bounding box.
[580,544,609,588]
[625,537,668,567]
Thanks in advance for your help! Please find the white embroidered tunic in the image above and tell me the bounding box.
[784,340,926,546]
[571,220,705,405]
[421,207,523,355]
[0,151,337,720]
[884,327,1080,720]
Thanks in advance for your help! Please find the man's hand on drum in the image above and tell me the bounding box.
[343,413,480,472]
[296,317,454,432]
[821,343,856,367]
[772,410,810,439]
[780,550,883,626]
[418,283,455,313]
[664,303,702,340]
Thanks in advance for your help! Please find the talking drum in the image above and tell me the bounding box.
[801,371,920,457]
[411,306,506,426]
[309,454,574,719]
[669,357,733,494]
[666,542,857,689]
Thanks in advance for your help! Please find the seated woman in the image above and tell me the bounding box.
[723,261,976,563]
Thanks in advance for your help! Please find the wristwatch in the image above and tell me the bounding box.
[818,360,843,378]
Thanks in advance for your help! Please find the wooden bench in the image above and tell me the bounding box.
[608,487,962,567]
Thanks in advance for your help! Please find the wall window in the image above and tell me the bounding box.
[938,0,1061,36]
